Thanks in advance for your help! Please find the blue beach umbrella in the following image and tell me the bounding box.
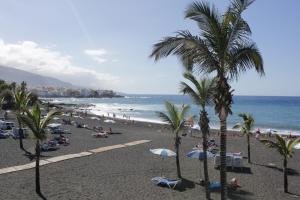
[186,150,214,161]
[150,148,176,176]
[186,150,215,182]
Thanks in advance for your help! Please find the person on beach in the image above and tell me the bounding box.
[230,178,241,190]
[255,128,261,139]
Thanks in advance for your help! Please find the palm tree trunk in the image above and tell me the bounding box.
[200,110,210,199]
[18,120,24,150]
[220,111,227,200]
[35,140,42,196]
[247,134,251,163]
[175,135,181,178]
[283,158,288,193]
[17,117,32,157]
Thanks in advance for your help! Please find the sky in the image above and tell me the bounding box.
[0,0,300,96]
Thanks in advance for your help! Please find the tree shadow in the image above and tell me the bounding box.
[253,163,299,176]
[110,132,122,135]
[228,188,254,200]
[215,167,252,174]
[287,191,300,198]
[37,192,47,200]
[174,178,196,192]
[24,153,52,161]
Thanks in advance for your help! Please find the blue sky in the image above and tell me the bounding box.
[0,0,299,96]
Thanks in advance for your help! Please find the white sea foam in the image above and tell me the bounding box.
[48,97,300,136]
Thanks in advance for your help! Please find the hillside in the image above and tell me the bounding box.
[0,66,75,88]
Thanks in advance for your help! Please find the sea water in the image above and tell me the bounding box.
[48,95,300,134]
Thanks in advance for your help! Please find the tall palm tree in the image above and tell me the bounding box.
[18,104,60,199]
[157,101,190,179]
[260,134,300,193]
[150,1,264,198]
[13,90,32,152]
[180,72,214,199]
[233,113,254,163]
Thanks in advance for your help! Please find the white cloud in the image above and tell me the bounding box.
[84,48,118,63]
[0,39,120,89]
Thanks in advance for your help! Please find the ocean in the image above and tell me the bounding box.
[48,95,300,134]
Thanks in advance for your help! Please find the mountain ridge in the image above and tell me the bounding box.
[0,65,76,88]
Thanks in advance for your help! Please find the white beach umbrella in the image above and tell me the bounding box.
[104,119,116,123]
[150,148,176,176]
[150,148,176,157]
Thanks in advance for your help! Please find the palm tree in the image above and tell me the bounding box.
[150,1,264,198]
[233,113,254,163]
[180,72,214,199]
[13,90,32,152]
[157,101,190,178]
[18,104,60,199]
[260,134,300,193]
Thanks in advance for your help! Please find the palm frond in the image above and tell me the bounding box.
[180,72,215,109]
[260,139,280,149]
[156,111,175,130]
[232,123,242,129]
[185,1,221,37]
[18,114,38,138]
[150,31,219,74]
[179,104,190,121]
[287,137,300,156]
[179,81,201,105]
[41,110,61,129]
[227,43,264,80]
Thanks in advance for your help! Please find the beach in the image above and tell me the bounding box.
[0,109,300,200]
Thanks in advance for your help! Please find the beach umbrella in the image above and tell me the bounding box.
[150,148,176,176]
[186,150,215,161]
[186,150,215,182]
[150,148,176,157]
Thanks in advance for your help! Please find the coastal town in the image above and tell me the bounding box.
[29,87,123,98]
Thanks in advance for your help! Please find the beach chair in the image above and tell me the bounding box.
[151,177,181,189]
[92,132,108,138]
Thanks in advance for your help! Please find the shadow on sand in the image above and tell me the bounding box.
[253,163,299,176]
[174,178,196,192]
[228,188,254,200]
[287,191,300,198]
[38,192,47,200]
[215,167,252,174]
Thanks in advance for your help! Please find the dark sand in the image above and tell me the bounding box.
[0,111,300,200]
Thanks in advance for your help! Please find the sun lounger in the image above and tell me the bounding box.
[92,132,108,138]
[151,177,181,189]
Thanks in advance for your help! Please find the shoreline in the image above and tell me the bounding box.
[44,98,300,136]
[53,101,300,136]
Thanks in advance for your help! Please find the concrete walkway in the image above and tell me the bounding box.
[0,139,151,175]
